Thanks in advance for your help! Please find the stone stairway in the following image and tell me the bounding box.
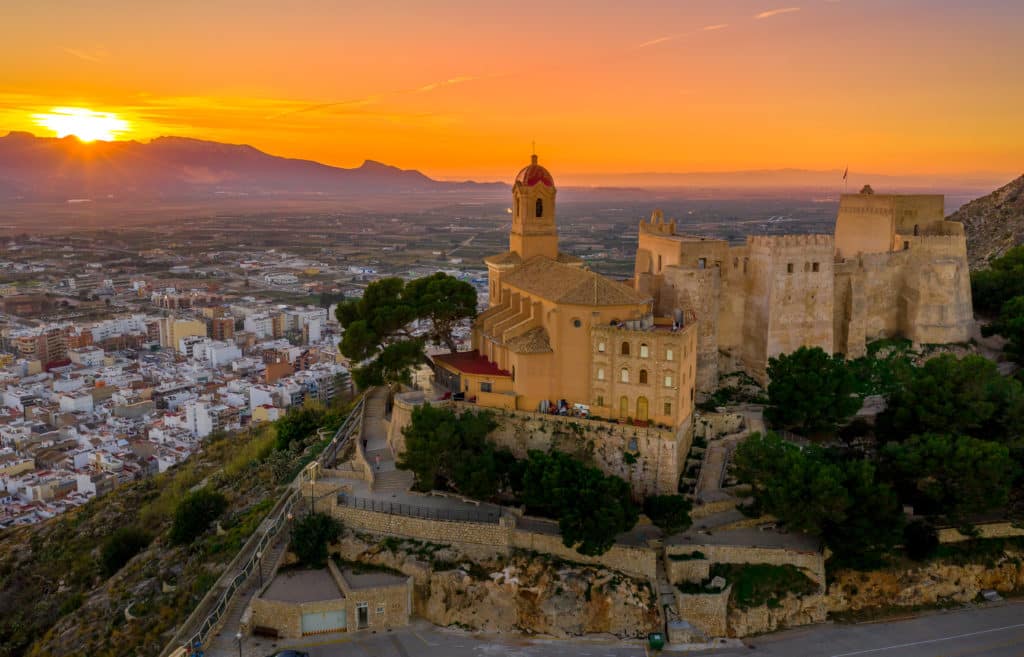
[372,468,414,494]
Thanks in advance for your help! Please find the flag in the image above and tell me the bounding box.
[842,165,848,181]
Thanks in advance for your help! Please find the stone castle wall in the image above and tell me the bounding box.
[446,401,691,498]
[330,501,658,580]
[665,543,826,587]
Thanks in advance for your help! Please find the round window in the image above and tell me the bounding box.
[573,319,582,328]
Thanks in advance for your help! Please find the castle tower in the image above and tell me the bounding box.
[509,154,559,261]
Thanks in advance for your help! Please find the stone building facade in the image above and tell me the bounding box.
[634,187,974,389]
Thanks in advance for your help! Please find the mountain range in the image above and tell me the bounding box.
[0,131,504,202]
[1,132,1013,206]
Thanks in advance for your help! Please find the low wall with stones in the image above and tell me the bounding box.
[694,412,744,439]
[666,543,825,586]
[665,552,711,585]
[937,521,1024,544]
[330,503,657,580]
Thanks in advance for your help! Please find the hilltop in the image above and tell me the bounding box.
[947,174,1024,269]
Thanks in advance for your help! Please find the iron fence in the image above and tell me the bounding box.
[161,393,366,657]
[338,492,501,524]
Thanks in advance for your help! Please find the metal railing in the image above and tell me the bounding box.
[160,393,366,657]
[338,492,501,524]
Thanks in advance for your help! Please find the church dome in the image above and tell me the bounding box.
[515,154,554,187]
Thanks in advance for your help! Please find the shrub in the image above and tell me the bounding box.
[903,520,939,561]
[100,526,152,577]
[169,488,228,546]
[291,512,343,568]
[643,495,693,535]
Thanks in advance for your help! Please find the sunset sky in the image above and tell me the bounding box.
[2,0,1022,182]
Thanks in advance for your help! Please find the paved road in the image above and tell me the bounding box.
[245,601,1024,657]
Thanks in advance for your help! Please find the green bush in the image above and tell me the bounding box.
[903,520,939,561]
[169,488,228,546]
[764,346,861,434]
[643,495,693,535]
[291,512,343,568]
[100,526,152,577]
[711,563,818,610]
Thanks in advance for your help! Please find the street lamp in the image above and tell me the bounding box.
[235,631,242,657]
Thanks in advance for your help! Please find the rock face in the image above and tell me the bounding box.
[825,557,1024,613]
[948,174,1024,269]
[335,532,660,638]
[727,594,828,637]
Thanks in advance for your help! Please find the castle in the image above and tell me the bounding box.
[635,186,974,391]
[433,156,974,424]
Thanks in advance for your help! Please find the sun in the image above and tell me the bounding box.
[32,107,129,142]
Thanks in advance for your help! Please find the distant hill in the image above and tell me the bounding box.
[947,174,1024,269]
[0,131,505,201]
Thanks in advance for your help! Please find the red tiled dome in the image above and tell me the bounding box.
[515,154,554,187]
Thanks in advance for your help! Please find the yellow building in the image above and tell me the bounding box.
[435,156,698,429]
[158,317,208,350]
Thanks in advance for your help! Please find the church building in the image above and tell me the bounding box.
[433,156,699,430]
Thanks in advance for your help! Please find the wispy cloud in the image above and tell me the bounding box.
[417,76,476,93]
[62,47,105,62]
[755,7,801,19]
[702,24,729,31]
[636,35,676,49]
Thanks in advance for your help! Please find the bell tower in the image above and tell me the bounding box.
[510,154,559,261]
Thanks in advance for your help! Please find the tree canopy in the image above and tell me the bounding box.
[404,272,478,352]
[982,296,1024,364]
[397,404,513,500]
[169,488,228,546]
[764,346,861,434]
[290,512,343,568]
[521,450,639,556]
[875,354,1024,445]
[971,246,1024,315]
[882,433,1018,522]
[733,432,903,564]
[336,273,477,388]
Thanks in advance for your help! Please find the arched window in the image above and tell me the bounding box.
[619,396,629,418]
[620,368,629,383]
[639,343,649,358]
[597,341,606,353]
[621,342,630,356]
[666,348,674,361]
[913,224,920,236]
[639,369,648,384]
[535,198,543,217]
[597,367,605,381]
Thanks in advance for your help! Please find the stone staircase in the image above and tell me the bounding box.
[372,468,414,494]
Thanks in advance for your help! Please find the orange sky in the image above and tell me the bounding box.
[2,0,1022,182]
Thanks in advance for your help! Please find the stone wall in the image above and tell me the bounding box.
[694,412,744,439]
[677,586,730,637]
[937,521,1024,544]
[330,503,658,581]
[391,398,690,498]
[727,593,828,637]
[665,543,825,586]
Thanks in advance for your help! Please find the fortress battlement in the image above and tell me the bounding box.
[747,234,834,249]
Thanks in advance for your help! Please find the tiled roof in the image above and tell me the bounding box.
[484,251,583,267]
[432,350,512,377]
[504,327,552,354]
[502,256,649,306]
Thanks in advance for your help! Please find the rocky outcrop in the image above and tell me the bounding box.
[335,532,660,638]
[948,174,1024,269]
[825,556,1024,613]
[727,593,827,637]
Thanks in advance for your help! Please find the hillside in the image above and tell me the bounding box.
[947,174,1024,269]
[0,412,342,657]
[0,132,504,202]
